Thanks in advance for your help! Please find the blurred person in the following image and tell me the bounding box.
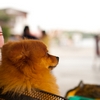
[0,26,4,63]
[0,26,4,48]
[40,30,50,49]
[22,25,38,39]
[93,35,100,68]
[95,35,100,56]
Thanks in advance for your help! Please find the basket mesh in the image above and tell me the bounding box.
[23,89,67,100]
[0,88,67,100]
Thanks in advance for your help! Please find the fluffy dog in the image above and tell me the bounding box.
[0,39,60,99]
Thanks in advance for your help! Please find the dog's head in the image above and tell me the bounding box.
[1,39,59,74]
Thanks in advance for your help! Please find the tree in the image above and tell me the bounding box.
[0,10,12,42]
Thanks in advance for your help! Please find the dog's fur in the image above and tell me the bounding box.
[0,39,60,96]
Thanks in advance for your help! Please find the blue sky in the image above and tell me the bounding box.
[0,0,100,32]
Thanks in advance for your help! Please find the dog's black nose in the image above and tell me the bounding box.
[56,57,59,61]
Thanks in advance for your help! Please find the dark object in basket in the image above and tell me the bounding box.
[65,80,100,99]
[0,88,67,100]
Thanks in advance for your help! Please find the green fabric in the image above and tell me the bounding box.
[68,96,94,100]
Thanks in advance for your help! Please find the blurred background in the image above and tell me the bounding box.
[0,0,100,97]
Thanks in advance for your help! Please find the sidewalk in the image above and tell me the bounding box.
[49,45,100,96]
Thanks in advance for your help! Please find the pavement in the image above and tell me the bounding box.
[49,44,100,97]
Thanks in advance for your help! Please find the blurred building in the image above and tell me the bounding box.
[0,8,28,35]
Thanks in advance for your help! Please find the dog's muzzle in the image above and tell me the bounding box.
[56,57,59,62]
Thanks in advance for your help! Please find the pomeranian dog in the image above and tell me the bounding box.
[0,39,60,99]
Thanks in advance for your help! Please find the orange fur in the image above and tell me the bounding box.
[0,39,60,95]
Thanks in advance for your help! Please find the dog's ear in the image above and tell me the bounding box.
[2,41,30,64]
[11,43,30,63]
[78,80,84,88]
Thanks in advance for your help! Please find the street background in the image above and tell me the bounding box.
[50,38,100,96]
